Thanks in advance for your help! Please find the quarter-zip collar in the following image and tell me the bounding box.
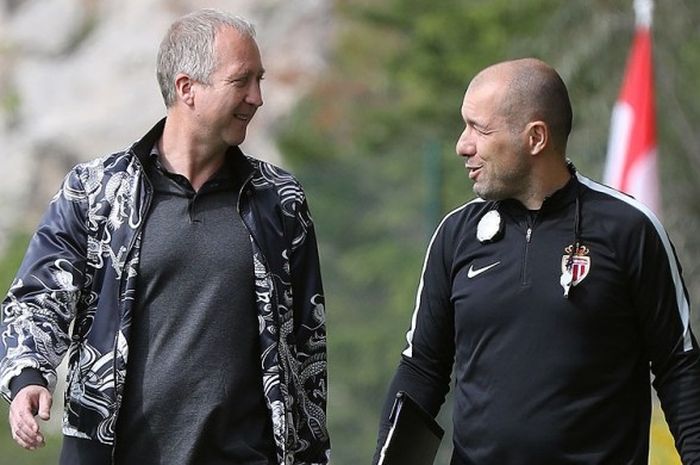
[499,174,578,219]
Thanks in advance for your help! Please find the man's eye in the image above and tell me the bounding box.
[470,124,486,135]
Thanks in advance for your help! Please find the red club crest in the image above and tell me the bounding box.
[561,244,590,286]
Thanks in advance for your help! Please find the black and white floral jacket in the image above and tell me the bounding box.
[0,119,329,464]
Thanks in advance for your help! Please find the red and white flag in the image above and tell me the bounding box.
[603,0,660,215]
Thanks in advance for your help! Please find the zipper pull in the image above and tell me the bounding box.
[525,227,532,242]
[560,268,572,297]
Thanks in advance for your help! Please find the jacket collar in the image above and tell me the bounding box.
[500,170,580,217]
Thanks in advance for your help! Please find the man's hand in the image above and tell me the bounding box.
[8,385,52,450]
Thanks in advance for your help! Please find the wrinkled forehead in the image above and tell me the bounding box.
[461,77,509,117]
[213,26,264,69]
[214,26,258,53]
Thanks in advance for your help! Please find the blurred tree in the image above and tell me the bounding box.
[0,233,30,292]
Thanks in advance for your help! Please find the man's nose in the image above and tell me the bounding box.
[247,82,263,107]
[456,129,475,157]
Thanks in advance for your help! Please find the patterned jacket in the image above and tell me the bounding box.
[0,119,330,464]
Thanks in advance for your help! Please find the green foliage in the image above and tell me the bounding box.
[1,87,21,123]
[0,232,30,293]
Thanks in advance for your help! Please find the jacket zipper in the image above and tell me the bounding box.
[236,172,290,461]
[521,213,538,286]
[111,157,153,465]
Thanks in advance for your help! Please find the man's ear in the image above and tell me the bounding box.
[174,73,195,106]
[527,121,548,155]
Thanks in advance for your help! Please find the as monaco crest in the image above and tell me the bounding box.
[561,244,591,286]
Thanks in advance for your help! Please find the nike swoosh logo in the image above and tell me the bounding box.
[467,261,501,278]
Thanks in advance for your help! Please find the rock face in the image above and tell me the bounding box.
[0,0,333,433]
[0,0,334,250]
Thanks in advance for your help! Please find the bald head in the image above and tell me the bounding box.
[470,58,573,152]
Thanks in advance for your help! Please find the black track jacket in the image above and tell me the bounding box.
[375,171,700,464]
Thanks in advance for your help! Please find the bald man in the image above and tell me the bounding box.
[373,58,700,464]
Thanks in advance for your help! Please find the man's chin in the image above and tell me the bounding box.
[225,131,247,147]
[473,185,488,199]
[473,186,501,202]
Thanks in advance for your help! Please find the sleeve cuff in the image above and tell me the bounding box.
[9,368,48,399]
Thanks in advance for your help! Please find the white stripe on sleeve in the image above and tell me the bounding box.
[577,173,692,352]
[403,199,483,358]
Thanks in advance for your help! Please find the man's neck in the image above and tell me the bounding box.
[518,161,572,210]
[159,117,227,191]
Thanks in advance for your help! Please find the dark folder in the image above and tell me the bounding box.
[377,391,444,465]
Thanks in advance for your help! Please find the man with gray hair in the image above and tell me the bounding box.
[1,8,329,465]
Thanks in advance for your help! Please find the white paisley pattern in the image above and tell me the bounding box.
[250,160,329,464]
[0,121,329,464]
